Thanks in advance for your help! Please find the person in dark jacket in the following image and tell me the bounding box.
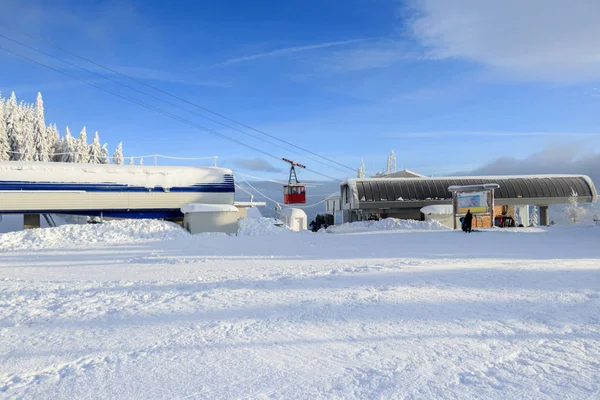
[464,210,473,233]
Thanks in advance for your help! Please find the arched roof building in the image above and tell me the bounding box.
[340,175,597,224]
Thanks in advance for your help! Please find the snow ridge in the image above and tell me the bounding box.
[0,219,189,251]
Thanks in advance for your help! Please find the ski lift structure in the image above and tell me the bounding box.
[282,158,307,204]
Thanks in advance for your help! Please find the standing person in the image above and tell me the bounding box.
[464,210,473,233]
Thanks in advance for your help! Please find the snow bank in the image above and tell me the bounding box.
[237,217,291,236]
[0,219,189,251]
[245,207,263,218]
[326,218,450,234]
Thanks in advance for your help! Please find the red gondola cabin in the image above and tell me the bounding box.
[283,184,306,204]
[282,158,307,204]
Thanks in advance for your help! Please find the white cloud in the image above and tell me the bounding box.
[312,40,411,73]
[410,0,600,81]
[461,144,600,183]
[217,39,364,66]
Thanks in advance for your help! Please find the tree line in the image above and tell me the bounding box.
[0,91,125,164]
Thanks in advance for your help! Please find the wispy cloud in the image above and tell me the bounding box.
[216,39,365,66]
[310,40,415,73]
[106,65,229,87]
[231,158,283,173]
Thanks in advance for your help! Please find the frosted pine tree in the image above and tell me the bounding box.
[100,143,110,164]
[76,127,89,163]
[32,92,49,162]
[129,156,135,165]
[112,142,124,165]
[0,97,10,161]
[5,92,22,161]
[88,132,102,163]
[20,103,36,161]
[565,189,587,224]
[47,124,61,161]
[529,206,538,227]
[61,126,77,163]
[514,207,521,226]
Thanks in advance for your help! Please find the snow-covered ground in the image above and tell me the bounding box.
[1,220,599,399]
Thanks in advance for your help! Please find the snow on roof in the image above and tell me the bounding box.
[181,204,238,213]
[448,184,500,192]
[234,201,267,207]
[420,205,453,215]
[377,169,425,178]
[0,161,232,188]
[281,208,307,218]
[346,174,592,184]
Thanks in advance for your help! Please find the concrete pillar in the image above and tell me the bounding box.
[518,205,529,226]
[539,206,550,226]
[24,214,40,229]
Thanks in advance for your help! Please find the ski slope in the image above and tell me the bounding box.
[1,221,599,399]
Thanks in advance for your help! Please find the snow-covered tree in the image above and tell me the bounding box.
[0,90,126,165]
[20,103,35,161]
[88,131,102,164]
[47,124,61,162]
[100,143,110,164]
[565,189,588,224]
[529,206,538,227]
[514,207,521,226]
[32,92,49,162]
[112,142,124,165]
[5,92,21,161]
[129,156,135,165]
[61,126,77,163]
[76,127,89,163]
[0,97,9,161]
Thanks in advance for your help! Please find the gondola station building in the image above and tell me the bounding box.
[336,172,598,228]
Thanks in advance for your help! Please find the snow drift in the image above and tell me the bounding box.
[0,219,189,251]
[326,218,450,234]
[237,217,291,236]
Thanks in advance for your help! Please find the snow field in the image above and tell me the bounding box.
[326,217,450,233]
[0,222,599,399]
[237,217,291,236]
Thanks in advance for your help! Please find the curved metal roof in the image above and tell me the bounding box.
[347,175,597,206]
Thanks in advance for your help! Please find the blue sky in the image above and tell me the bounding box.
[1,0,600,180]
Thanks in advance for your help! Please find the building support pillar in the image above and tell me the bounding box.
[24,214,40,229]
[518,205,529,226]
[539,205,550,226]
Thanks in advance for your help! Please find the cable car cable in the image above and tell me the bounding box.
[0,23,359,175]
[0,31,354,177]
[0,44,341,182]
